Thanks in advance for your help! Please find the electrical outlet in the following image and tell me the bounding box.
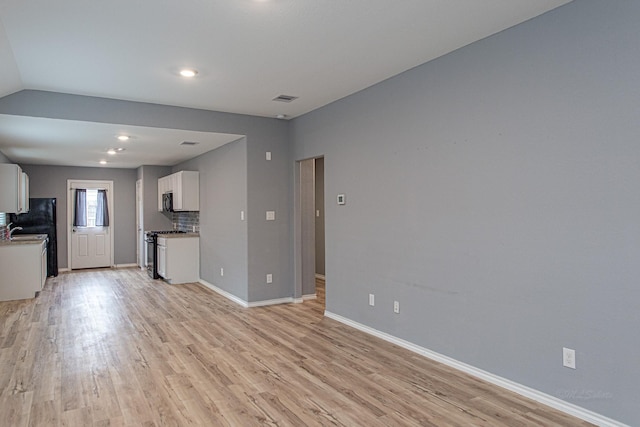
[241,210,245,221]
[266,151,271,161]
[266,274,273,284]
[369,294,375,306]
[266,211,275,221]
[220,268,224,277]
[393,301,400,314]
[563,347,576,369]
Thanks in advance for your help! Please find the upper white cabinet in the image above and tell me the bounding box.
[21,172,29,213]
[157,171,199,212]
[0,164,29,214]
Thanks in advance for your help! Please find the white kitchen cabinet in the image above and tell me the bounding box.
[157,171,199,211]
[157,235,199,284]
[172,171,199,211]
[0,238,47,301]
[21,172,29,213]
[0,164,29,214]
[157,238,167,277]
[40,241,47,290]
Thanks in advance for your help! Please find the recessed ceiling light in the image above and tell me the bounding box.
[179,69,198,78]
[117,135,130,141]
[99,160,107,165]
[107,149,117,155]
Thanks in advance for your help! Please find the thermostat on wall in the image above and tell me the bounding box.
[337,194,346,205]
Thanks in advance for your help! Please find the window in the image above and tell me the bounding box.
[86,189,98,227]
[74,188,109,227]
[0,213,6,226]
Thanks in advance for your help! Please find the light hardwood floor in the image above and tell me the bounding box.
[0,269,593,426]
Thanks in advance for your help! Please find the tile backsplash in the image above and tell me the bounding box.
[172,211,199,233]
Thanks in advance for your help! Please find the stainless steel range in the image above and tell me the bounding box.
[145,230,186,279]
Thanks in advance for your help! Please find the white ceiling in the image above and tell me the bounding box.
[0,0,572,168]
[0,115,243,168]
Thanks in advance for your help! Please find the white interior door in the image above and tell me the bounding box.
[68,180,114,269]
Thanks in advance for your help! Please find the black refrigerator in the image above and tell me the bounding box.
[9,198,59,277]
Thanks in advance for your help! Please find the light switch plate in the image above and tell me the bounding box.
[266,274,273,284]
[266,151,272,161]
[266,211,275,221]
[563,347,576,369]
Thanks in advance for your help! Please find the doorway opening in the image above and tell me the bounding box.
[297,157,325,309]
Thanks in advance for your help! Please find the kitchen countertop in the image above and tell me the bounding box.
[0,234,48,246]
[157,232,199,238]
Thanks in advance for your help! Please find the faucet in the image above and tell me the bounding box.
[7,223,23,239]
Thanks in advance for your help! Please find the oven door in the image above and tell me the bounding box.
[145,233,157,278]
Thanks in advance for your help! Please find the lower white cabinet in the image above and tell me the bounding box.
[0,239,47,301]
[157,242,167,278]
[157,235,199,284]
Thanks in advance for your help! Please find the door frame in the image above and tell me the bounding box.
[67,179,115,269]
[136,179,144,268]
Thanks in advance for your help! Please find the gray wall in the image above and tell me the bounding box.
[0,91,292,303]
[0,150,10,163]
[175,138,249,300]
[137,165,172,232]
[245,120,293,302]
[291,0,638,424]
[21,165,137,268]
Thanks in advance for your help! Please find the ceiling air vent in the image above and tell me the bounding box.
[180,141,199,146]
[272,94,298,103]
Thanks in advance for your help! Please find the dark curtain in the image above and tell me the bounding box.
[73,189,87,227]
[96,189,109,227]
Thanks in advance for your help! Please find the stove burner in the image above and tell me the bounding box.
[147,230,187,236]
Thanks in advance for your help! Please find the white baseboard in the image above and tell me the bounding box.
[302,293,317,301]
[248,297,295,307]
[114,263,138,269]
[59,264,137,271]
[198,279,297,308]
[198,279,249,307]
[324,311,627,427]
